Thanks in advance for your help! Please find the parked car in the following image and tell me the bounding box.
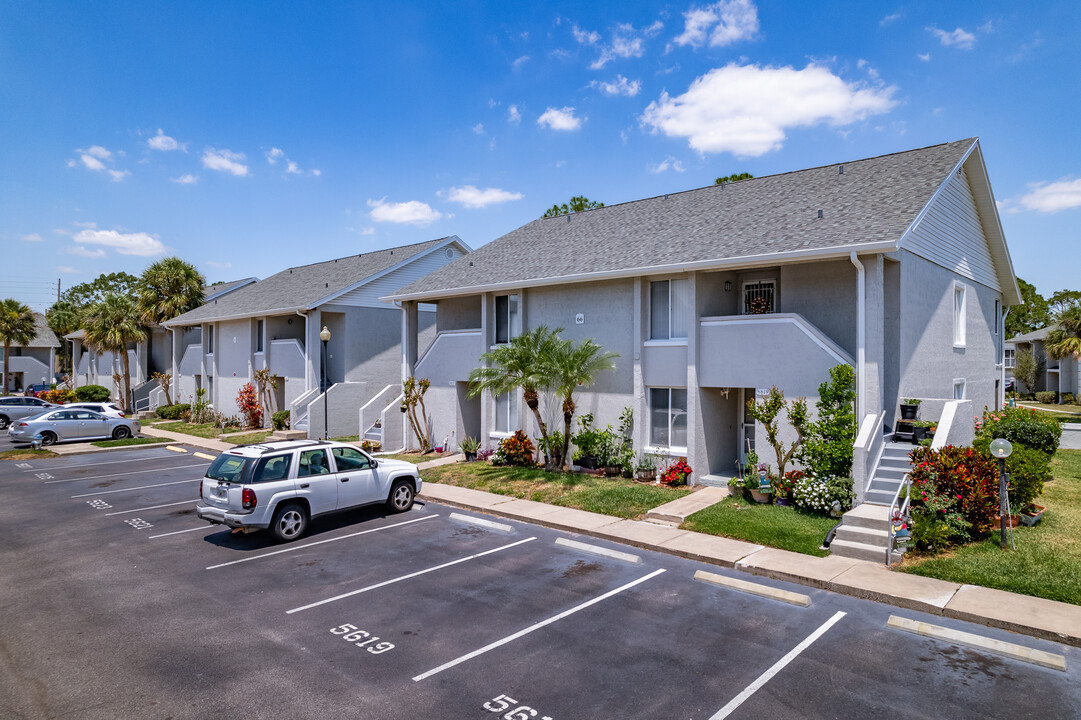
[26,383,51,396]
[62,402,126,418]
[7,409,141,445]
[196,439,422,542]
[0,396,58,429]
[1005,377,1016,394]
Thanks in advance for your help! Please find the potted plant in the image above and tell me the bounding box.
[620,447,635,478]
[635,453,656,482]
[1020,504,1045,526]
[661,458,692,486]
[746,472,770,503]
[911,420,936,444]
[571,413,600,470]
[458,436,479,462]
[900,398,921,421]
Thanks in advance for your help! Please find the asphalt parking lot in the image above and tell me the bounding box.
[2,442,1080,719]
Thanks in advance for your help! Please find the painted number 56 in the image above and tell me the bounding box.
[483,694,552,720]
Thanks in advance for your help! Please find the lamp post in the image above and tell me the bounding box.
[320,326,331,440]
[989,437,1013,549]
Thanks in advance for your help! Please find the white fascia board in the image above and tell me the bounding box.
[964,142,1021,306]
[162,306,307,328]
[312,236,469,309]
[385,239,897,303]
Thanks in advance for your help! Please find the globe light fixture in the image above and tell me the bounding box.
[989,438,1013,458]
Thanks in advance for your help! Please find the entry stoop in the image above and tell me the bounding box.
[830,503,903,564]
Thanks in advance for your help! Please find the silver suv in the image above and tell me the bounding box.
[196,440,422,542]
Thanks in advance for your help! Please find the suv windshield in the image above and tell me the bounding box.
[206,455,253,483]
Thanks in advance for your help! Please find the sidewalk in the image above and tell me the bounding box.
[415,473,1081,648]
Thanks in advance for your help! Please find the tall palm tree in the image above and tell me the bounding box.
[468,326,563,469]
[0,299,37,394]
[136,256,206,326]
[551,338,619,472]
[1047,303,1081,362]
[46,300,80,373]
[82,292,146,412]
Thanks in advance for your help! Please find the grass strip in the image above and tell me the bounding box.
[154,421,241,438]
[91,437,173,448]
[228,431,273,445]
[681,495,836,557]
[0,448,53,460]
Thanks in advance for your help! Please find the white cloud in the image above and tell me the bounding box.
[171,174,198,184]
[265,147,284,164]
[286,161,301,174]
[640,63,897,157]
[1018,178,1081,214]
[73,228,168,256]
[202,148,249,176]
[73,221,97,228]
[650,156,686,173]
[311,168,322,177]
[927,26,976,49]
[68,245,107,258]
[674,0,758,49]
[57,266,81,274]
[512,55,530,70]
[359,227,375,236]
[596,74,641,97]
[66,159,76,167]
[73,145,129,178]
[205,260,232,269]
[148,129,184,151]
[591,22,655,69]
[21,233,43,242]
[508,105,522,124]
[537,106,583,131]
[573,26,600,45]
[978,20,993,34]
[443,185,524,208]
[880,11,902,26]
[918,52,932,62]
[367,198,444,226]
[473,123,485,135]
[108,169,131,182]
[81,146,112,161]
[79,154,106,171]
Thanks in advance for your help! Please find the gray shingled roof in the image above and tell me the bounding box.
[204,277,257,301]
[1007,326,1055,344]
[390,139,976,300]
[22,313,60,348]
[165,238,452,326]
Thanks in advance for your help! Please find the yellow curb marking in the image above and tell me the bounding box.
[165,446,188,453]
[193,452,216,460]
[555,537,642,564]
[695,569,811,607]
[887,615,1066,672]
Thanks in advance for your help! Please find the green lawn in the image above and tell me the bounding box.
[154,421,241,438]
[377,451,455,464]
[0,448,53,460]
[227,431,273,445]
[901,449,1081,605]
[330,435,360,442]
[682,495,838,557]
[1015,402,1081,423]
[91,437,173,448]
[420,462,691,520]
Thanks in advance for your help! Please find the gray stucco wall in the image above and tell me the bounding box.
[267,315,305,344]
[436,296,482,332]
[781,259,858,358]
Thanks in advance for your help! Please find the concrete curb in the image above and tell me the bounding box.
[43,438,179,456]
[887,615,1067,671]
[695,569,811,607]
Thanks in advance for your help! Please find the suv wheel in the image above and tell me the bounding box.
[270,502,308,542]
[386,479,415,513]
[0,415,9,430]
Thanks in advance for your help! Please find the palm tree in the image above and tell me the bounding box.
[82,292,146,412]
[46,300,80,373]
[468,326,563,469]
[0,299,36,394]
[551,338,619,471]
[136,256,206,326]
[1047,303,1081,362]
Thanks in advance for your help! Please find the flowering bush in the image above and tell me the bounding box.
[497,430,535,467]
[662,459,692,486]
[235,383,263,429]
[772,469,804,499]
[40,388,76,404]
[792,475,854,515]
[975,406,1061,455]
[909,446,998,537]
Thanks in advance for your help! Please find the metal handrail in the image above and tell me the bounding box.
[885,472,911,567]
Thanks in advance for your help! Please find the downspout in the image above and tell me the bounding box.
[294,309,310,392]
[850,252,866,422]
[1001,306,1010,407]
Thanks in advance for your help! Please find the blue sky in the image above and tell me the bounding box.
[2,1,1079,312]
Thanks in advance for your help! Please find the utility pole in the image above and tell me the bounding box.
[57,279,61,303]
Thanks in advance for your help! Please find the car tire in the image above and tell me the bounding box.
[386,479,415,513]
[0,415,9,430]
[40,431,57,446]
[112,426,131,440]
[269,502,308,542]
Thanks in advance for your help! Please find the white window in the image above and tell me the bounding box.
[649,388,688,450]
[649,279,691,340]
[495,294,519,345]
[1005,347,1015,368]
[207,326,215,354]
[256,319,264,353]
[953,379,966,400]
[953,284,966,347]
[495,391,517,433]
[743,281,775,314]
[994,300,1000,336]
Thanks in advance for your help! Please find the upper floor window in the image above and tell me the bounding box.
[954,284,966,347]
[495,294,519,344]
[1004,347,1015,368]
[207,326,215,354]
[650,278,691,340]
[256,319,264,353]
[744,281,775,314]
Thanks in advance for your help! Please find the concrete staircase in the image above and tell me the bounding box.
[829,442,914,563]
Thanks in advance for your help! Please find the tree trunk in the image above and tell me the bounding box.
[2,341,9,394]
[120,347,132,414]
[524,385,555,470]
[560,395,575,472]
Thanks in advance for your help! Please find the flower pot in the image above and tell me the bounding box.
[463,451,477,462]
[605,465,622,477]
[900,403,919,420]
[1020,505,1045,526]
[577,456,597,470]
[912,426,928,444]
[992,514,1021,529]
[775,497,790,506]
[749,488,771,504]
[621,469,633,479]
[636,469,654,481]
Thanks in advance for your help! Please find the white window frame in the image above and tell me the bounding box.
[493,391,518,435]
[1004,347,1015,369]
[647,387,688,453]
[493,294,520,346]
[953,378,966,400]
[742,279,776,315]
[256,319,264,354]
[953,282,967,348]
[648,278,691,342]
[207,325,215,355]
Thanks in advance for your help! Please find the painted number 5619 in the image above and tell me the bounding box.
[483,694,553,719]
[329,624,394,654]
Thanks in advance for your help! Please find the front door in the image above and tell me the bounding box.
[740,388,756,465]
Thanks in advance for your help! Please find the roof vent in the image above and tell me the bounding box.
[325,283,329,288]
[720,182,726,189]
[817,209,824,219]
[664,194,668,200]
[469,261,473,266]
[838,165,844,175]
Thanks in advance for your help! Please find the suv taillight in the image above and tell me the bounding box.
[242,488,257,509]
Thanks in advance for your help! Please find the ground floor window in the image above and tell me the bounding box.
[650,387,687,449]
[953,378,966,400]
[495,391,518,433]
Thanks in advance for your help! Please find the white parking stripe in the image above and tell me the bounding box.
[23,454,178,472]
[104,499,198,516]
[148,526,209,539]
[206,514,439,570]
[708,611,846,720]
[71,478,199,498]
[287,536,537,615]
[412,568,667,681]
[44,463,208,484]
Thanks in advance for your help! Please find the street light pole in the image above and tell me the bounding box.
[320,326,331,440]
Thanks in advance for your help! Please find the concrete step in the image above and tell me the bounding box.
[864,489,898,505]
[876,467,908,481]
[829,537,902,564]
[839,503,891,530]
[644,486,729,524]
[834,524,890,548]
[271,430,307,440]
[868,475,904,490]
[879,456,911,470]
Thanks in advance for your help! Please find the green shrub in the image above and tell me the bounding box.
[496,430,535,467]
[272,410,290,430]
[975,406,1062,455]
[792,475,854,515]
[973,436,1050,510]
[797,364,858,480]
[1063,392,1075,405]
[75,384,111,402]
[910,513,957,553]
[1035,391,1057,404]
[156,403,191,420]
